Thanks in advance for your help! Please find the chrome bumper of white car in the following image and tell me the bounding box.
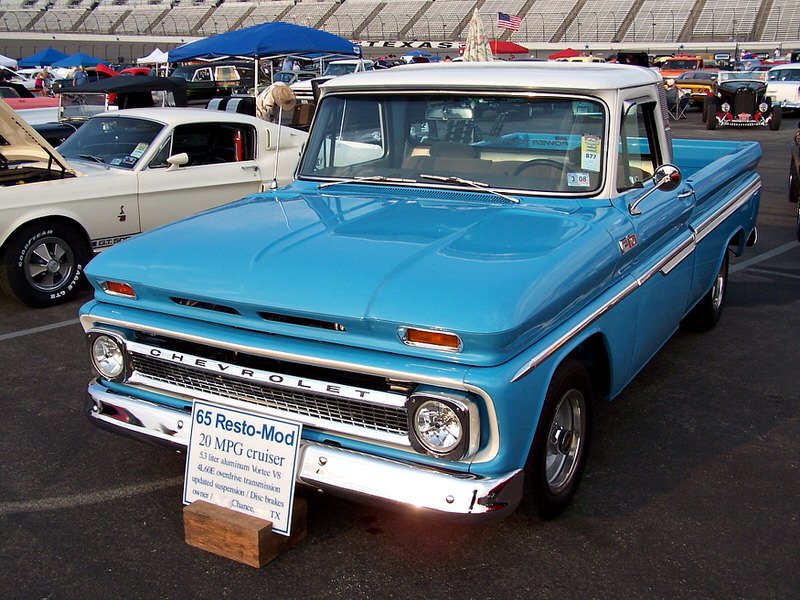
[86,380,523,520]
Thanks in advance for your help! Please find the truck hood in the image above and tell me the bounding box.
[86,186,618,362]
[0,98,74,172]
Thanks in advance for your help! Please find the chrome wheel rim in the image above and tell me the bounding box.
[23,236,75,293]
[545,389,585,493]
[796,190,800,234]
[711,263,726,311]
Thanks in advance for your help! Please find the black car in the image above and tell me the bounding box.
[51,66,117,94]
[790,121,800,239]
[168,61,257,106]
[33,76,188,146]
[705,73,781,130]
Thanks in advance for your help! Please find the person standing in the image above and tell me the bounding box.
[34,69,48,96]
[72,65,88,87]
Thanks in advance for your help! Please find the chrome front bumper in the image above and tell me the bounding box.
[86,381,524,520]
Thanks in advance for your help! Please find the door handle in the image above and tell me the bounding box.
[241,164,259,171]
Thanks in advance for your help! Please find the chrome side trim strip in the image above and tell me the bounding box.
[511,179,760,383]
[692,179,761,243]
[653,231,695,277]
[511,276,639,383]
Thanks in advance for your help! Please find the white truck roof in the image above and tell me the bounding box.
[322,61,662,93]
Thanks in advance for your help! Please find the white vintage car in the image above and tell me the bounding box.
[0,101,306,307]
[766,63,800,110]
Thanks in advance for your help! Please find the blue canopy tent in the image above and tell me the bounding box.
[169,22,360,98]
[51,52,110,68]
[403,50,431,58]
[17,47,69,68]
[168,21,360,63]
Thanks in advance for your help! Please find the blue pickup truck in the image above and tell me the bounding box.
[80,63,761,521]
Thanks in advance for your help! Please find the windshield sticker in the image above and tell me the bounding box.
[581,135,601,172]
[567,172,592,187]
[110,158,122,165]
[574,102,600,116]
[130,143,148,159]
[122,155,137,165]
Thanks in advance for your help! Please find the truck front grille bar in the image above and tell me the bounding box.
[129,352,411,442]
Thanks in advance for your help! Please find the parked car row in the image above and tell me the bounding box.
[0,99,307,307]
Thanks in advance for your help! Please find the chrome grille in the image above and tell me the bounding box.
[733,89,756,115]
[130,353,409,436]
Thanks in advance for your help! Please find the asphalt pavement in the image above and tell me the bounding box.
[0,110,798,599]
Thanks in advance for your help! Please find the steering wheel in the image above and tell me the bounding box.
[512,158,564,177]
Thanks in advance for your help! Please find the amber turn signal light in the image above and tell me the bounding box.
[401,328,462,352]
[100,281,137,299]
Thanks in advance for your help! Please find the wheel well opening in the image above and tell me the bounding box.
[3,216,91,255]
[568,334,611,402]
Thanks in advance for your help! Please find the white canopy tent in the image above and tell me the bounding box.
[0,53,18,68]
[136,48,168,65]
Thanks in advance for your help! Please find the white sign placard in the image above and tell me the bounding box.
[183,400,302,536]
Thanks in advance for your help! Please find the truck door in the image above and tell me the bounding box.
[616,98,696,370]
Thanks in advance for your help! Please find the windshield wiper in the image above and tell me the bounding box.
[318,175,418,189]
[420,174,520,204]
[77,154,105,164]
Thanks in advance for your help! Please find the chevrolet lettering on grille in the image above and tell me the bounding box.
[125,340,405,407]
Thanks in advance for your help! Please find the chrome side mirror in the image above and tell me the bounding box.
[628,164,682,215]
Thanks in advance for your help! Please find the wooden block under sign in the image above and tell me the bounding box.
[183,498,307,568]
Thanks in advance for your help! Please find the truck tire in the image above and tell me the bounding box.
[520,358,592,520]
[796,198,800,242]
[790,159,800,240]
[683,250,729,331]
[0,221,88,308]
[769,106,781,131]
[705,99,717,130]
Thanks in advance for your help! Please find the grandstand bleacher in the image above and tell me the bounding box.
[0,0,798,50]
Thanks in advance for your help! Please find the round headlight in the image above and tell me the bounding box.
[721,102,731,113]
[758,102,769,113]
[91,334,125,379]
[414,400,462,454]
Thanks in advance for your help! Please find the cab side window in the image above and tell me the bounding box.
[149,123,256,168]
[617,101,660,192]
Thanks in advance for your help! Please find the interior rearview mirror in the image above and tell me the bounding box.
[425,103,474,120]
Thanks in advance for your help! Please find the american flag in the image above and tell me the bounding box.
[497,12,522,31]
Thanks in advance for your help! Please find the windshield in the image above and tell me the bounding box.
[323,63,358,77]
[298,93,606,195]
[273,71,296,83]
[767,68,800,82]
[169,67,193,81]
[58,116,164,169]
[664,59,699,70]
[719,71,766,82]
[59,92,108,120]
